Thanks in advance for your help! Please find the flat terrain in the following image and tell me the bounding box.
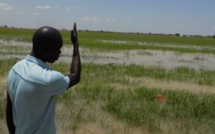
[1,29,215,134]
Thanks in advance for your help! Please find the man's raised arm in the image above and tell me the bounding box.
[67,23,81,88]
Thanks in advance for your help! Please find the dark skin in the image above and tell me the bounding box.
[6,23,81,133]
[6,92,15,134]
[68,23,81,88]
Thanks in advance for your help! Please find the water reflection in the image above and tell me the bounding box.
[0,40,215,71]
[59,47,215,70]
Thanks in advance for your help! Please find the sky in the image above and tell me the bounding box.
[0,0,215,36]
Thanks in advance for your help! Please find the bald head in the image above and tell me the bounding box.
[32,26,63,48]
[31,26,63,63]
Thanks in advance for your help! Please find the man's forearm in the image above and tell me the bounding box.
[71,57,81,76]
[73,41,79,57]
[71,43,81,77]
[67,42,81,88]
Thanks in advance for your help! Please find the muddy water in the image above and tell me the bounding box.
[1,40,215,70]
[60,46,215,70]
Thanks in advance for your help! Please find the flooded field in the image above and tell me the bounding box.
[1,38,215,134]
[1,39,215,71]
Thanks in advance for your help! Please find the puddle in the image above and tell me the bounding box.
[1,39,215,71]
[59,47,215,70]
[99,39,215,50]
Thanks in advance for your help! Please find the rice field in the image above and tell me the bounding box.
[0,27,215,134]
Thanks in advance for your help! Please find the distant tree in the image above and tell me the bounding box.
[4,25,8,28]
[175,33,180,37]
[212,35,215,39]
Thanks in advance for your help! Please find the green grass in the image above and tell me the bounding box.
[0,28,34,42]
[1,28,215,133]
[52,63,215,86]
[124,65,215,86]
[1,27,215,53]
[0,59,17,76]
[104,87,215,133]
[1,60,215,133]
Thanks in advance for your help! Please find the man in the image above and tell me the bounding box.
[6,23,81,134]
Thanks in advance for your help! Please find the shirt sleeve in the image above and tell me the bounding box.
[39,71,70,96]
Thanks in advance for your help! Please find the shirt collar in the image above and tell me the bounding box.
[25,55,50,69]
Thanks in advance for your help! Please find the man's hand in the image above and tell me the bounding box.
[71,23,78,46]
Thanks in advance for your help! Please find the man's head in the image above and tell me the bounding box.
[31,26,63,63]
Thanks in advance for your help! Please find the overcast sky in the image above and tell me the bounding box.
[0,0,215,35]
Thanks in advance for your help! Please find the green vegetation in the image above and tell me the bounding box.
[1,60,215,133]
[105,88,215,133]
[0,28,34,42]
[54,63,215,133]
[1,28,215,133]
[1,27,215,53]
[52,63,215,86]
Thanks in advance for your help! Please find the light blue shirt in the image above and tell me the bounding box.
[7,55,70,134]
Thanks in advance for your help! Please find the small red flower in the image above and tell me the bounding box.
[156,94,166,102]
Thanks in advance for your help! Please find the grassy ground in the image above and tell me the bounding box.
[1,60,215,133]
[1,27,215,53]
[0,28,215,133]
